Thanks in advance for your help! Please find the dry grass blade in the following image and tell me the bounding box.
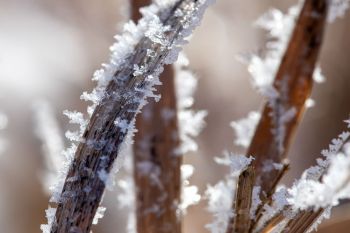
[230,0,329,232]
[49,1,210,232]
[132,2,182,233]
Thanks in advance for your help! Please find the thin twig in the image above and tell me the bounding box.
[230,0,329,232]
[49,1,211,232]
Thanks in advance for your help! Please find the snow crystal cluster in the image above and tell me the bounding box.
[252,119,350,233]
[175,53,205,214]
[175,52,207,155]
[288,123,350,211]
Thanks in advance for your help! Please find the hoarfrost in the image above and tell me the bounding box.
[230,111,261,148]
[205,178,235,233]
[175,52,207,155]
[179,164,201,214]
[33,101,65,194]
[286,118,350,229]
[328,0,350,22]
[93,206,107,225]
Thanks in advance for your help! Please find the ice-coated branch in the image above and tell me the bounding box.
[230,1,329,232]
[45,1,213,233]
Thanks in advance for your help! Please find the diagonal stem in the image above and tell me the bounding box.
[228,1,329,232]
[49,1,211,232]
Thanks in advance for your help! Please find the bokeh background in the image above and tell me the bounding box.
[0,0,349,232]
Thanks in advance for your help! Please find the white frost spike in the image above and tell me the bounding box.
[205,178,236,233]
[230,153,253,176]
[93,206,106,225]
[328,0,350,22]
[250,186,262,219]
[63,110,88,142]
[215,151,254,173]
[288,152,350,210]
[247,3,325,98]
[230,111,261,148]
[33,101,65,194]
[40,207,56,233]
[175,52,207,155]
[180,164,201,214]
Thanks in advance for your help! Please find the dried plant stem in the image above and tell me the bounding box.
[49,1,210,232]
[134,66,182,233]
[230,0,329,232]
[227,166,255,233]
[282,210,323,233]
[132,2,182,233]
[250,164,289,231]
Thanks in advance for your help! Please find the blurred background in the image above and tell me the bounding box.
[0,0,349,232]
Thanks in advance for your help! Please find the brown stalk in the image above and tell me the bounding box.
[229,0,329,232]
[133,65,181,233]
[49,1,210,232]
[132,3,182,232]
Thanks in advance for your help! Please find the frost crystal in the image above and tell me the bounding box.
[179,164,201,214]
[206,151,252,233]
[250,186,262,219]
[328,0,350,22]
[205,178,235,233]
[175,52,207,155]
[246,2,325,98]
[286,118,350,226]
[230,111,261,148]
[230,153,253,176]
[40,207,56,233]
[93,206,106,225]
[33,101,65,194]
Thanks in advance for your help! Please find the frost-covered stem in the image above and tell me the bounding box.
[251,0,328,196]
[134,65,182,233]
[132,2,182,233]
[231,1,329,232]
[49,1,212,232]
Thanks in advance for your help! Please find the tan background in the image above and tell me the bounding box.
[0,0,349,232]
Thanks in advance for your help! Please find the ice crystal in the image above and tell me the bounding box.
[33,101,65,194]
[180,164,201,214]
[230,111,260,148]
[328,0,350,22]
[175,52,207,155]
[205,178,235,233]
[93,206,107,225]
